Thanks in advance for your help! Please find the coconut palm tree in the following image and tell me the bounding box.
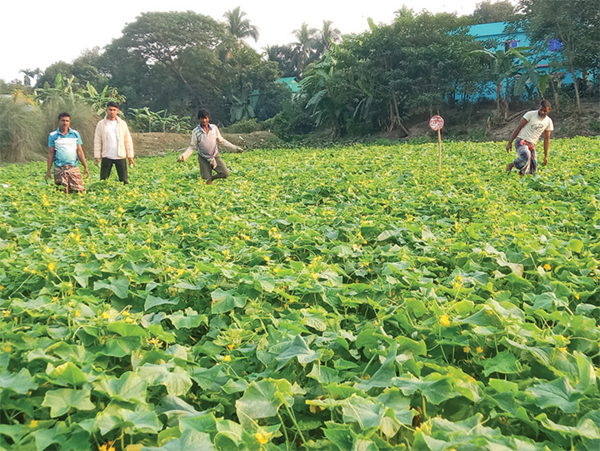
[223,7,259,43]
[292,22,319,77]
[316,20,342,53]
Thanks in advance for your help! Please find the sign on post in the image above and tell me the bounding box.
[429,115,444,174]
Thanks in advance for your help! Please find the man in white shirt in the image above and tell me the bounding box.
[94,102,134,184]
[178,108,242,184]
[506,100,554,175]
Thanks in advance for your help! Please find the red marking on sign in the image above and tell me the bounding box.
[429,115,444,131]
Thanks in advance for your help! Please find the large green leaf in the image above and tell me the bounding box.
[211,288,246,313]
[95,372,147,404]
[235,379,294,428]
[274,335,321,370]
[528,377,584,414]
[0,368,37,394]
[482,350,521,376]
[93,276,130,299]
[41,388,95,417]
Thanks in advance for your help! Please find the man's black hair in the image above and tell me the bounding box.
[198,108,210,119]
[58,112,70,120]
[540,99,551,108]
[106,101,120,109]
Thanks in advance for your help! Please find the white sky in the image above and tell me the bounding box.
[1,0,485,83]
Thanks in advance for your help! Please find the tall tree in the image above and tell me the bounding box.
[516,0,600,111]
[471,1,516,24]
[264,45,298,78]
[316,20,342,53]
[223,7,260,43]
[394,5,414,19]
[111,11,227,89]
[292,22,319,77]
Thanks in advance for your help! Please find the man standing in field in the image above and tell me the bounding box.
[506,99,553,175]
[94,102,134,184]
[178,108,242,184]
[46,112,90,193]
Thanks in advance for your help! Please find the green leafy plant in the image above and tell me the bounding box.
[0,137,598,450]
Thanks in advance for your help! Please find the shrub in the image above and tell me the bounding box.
[0,98,44,163]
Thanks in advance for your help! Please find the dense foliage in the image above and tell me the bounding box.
[0,138,599,450]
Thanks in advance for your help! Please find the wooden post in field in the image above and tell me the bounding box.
[429,115,444,174]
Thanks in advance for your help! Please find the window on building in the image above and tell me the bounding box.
[549,39,563,52]
[504,40,520,51]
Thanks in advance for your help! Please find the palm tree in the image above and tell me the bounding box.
[223,7,259,43]
[292,22,319,77]
[316,20,342,53]
[394,5,414,19]
[264,44,297,78]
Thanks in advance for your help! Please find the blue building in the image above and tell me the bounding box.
[467,21,571,101]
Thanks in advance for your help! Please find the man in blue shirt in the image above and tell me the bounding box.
[46,112,90,193]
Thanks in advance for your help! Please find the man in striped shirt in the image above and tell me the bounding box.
[46,112,89,193]
[178,108,242,184]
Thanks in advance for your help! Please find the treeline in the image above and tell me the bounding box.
[1,0,599,145]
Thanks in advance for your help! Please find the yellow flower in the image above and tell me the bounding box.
[543,264,552,271]
[74,311,80,317]
[2,310,9,317]
[223,355,231,362]
[227,344,235,350]
[254,432,271,445]
[48,262,56,271]
[29,420,38,428]
[476,346,484,354]
[575,293,580,300]
[3,345,12,353]
[463,346,471,353]
[147,337,162,347]
[45,247,53,254]
[102,312,110,320]
[440,315,450,327]
[264,256,270,262]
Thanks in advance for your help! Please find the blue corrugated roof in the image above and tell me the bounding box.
[277,77,300,93]
[468,21,510,39]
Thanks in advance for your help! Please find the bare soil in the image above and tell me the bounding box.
[132,102,599,157]
[389,100,600,142]
[133,131,282,157]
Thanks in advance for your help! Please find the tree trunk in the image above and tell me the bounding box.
[496,82,507,118]
[568,65,581,112]
[390,94,410,137]
[503,77,511,120]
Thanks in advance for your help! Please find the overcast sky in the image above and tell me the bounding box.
[1,0,486,83]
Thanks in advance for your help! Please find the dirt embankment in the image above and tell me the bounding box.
[132,102,599,157]
[133,131,282,157]
[391,100,600,142]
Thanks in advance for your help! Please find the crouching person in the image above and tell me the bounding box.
[46,112,89,193]
[178,108,242,185]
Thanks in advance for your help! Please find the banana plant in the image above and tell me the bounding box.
[509,48,549,100]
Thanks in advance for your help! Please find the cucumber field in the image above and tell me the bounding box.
[0,138,599,451]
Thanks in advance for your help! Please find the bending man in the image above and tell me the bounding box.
[506,100,553,176]
[178,108,242,185]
